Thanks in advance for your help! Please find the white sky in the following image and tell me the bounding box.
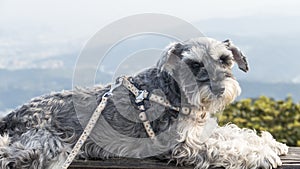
[1,0,300,32]
[0,0,300,70]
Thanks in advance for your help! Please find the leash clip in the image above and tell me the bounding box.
[135,90,149,103]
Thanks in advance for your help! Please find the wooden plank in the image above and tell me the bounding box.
[69,147,300,169]
[278,147,300,169]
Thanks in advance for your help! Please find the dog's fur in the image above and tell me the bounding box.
[0,37,288,169]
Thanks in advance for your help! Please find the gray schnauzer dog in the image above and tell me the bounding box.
[0,37,288,169]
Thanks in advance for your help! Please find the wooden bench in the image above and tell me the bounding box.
[69,147,300,169]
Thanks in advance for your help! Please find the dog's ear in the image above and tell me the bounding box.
[223,39,249,72]
[157,42,185,73]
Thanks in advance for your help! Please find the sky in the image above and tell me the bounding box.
[0,0,300,114]
[1,0,300,69]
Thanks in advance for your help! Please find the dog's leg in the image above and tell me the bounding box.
[172,123,287,169]
[205,124,287,169]
[172,142,210,169]
[0,128,68,169]
[260,131,289,156]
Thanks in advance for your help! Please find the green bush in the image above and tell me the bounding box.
[218,96,300,146]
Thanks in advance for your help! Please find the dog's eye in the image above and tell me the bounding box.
[219,55,230,65]
[184,59,204,69]
[191,62,204,69]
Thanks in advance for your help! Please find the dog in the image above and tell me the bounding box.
[0,37,288,169]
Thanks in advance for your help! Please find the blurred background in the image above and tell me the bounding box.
[0,0,299,145]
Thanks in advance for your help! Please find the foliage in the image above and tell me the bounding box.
[218,96,300,146]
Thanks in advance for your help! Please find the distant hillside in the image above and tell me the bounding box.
[0,68,299,115]
[238,81,300,101]
[0,69,72,114]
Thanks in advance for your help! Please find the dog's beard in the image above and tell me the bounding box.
[173,78,241,161]
[197,78,241,113]
[176,62,241,114]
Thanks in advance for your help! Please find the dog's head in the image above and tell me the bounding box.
[157,37,249,113]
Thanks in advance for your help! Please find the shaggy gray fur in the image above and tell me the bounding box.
[0,37,287,169]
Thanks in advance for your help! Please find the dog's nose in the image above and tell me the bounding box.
[210,85,225,97]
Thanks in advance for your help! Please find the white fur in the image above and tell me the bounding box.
[0,134,10,147]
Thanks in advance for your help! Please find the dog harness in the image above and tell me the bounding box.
[62,76,203,169]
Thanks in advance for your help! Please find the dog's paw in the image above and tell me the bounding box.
[246,146,282,169]
[261,131,289,155]
[274,142,289,156]
[259,154,282,169]
[256,147,282,169]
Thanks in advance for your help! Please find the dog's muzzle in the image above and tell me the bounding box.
[200,58,226,97]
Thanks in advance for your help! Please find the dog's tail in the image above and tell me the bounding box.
[0,111,11,136]
[0,117,7,136]
[0,106,8,134]
[0,115,15,169]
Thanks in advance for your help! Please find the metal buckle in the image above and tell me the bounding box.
[180,106,191,115]
[135,90,149,103]
[103,91,113,98]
